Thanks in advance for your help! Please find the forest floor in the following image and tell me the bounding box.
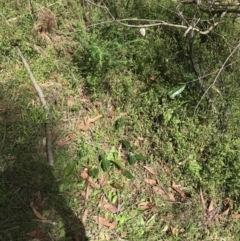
[0,1,239,240]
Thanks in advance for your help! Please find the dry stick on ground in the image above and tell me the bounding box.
[17,47,54,166]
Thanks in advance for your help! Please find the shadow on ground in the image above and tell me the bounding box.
[0,82,88,241]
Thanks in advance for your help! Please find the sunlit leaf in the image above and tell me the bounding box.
[122,170,134,179]
[111,159,125,169]
[64,162,76,176]
[168,85,186,99]
[128,152,136,165]
[135,154,147,161]
[101,155,111,172]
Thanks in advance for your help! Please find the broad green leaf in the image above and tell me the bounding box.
[111,182,124,190]
[88,168,99,178]
[122,170,134,179]
[115,117,125,130]
[121,140,131,150]
[135,154,147,161]
[111,159,125,169]
[128,152,136,165]
[64,162,76,176]
[101,155,111,172]
[168,85,186,99]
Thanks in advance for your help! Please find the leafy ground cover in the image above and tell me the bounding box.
[1,1,240,240]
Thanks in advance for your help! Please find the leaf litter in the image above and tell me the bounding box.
[92,216,116,230]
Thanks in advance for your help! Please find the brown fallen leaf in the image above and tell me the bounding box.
[232,213,240,219]
[30,202,47,220]
[171,226,185,235]
[138,202,153,210]
[109,108,115,118]
[144,178,157,185]
[165,167,172,174]
[56,140,67,147]
[168,191,176,202]
[208,199,214,213]
[162,225,169,232]
[93,216,116,229]
[89,114,103,123]
[79,117,90,131]
[98,177,108,187]
[67,99,75,107]
[27,229,45,239]
[80,168,89,180]
[153,186,167,199]
[82,209,88,224]
[98,194,105,208]
[104,203,118,213]
[85,182,90,201]
[87,176,100,189]
[221,207,229,217]
[172,181,186,198]
[67,133,76,141]
[144,166,157,175]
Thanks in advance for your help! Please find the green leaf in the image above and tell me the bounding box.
[168,85,186,99]
[111,182,124,190]
[64,162,76,176]
[111,159,125,169]
[101,155,111,172]
[115,117,125,130]
[135,154,147,161]
[88,168,99,178]
[121,140,131,150]
[122,170,134,179]
[128,152,137,165]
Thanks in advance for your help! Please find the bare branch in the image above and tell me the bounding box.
[88,18,222,35]
[85,1,226,36]
[195,41,240,113]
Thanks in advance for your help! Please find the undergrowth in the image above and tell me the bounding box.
[0,0,240,240]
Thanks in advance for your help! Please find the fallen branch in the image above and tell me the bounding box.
[17,47,54,166]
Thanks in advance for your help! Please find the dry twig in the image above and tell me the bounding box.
[195,41,240,113]
[17,48,54,166]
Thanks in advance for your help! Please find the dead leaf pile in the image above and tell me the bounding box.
[199,189,237,226]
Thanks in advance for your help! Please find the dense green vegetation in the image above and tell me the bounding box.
[1,0,240,240]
